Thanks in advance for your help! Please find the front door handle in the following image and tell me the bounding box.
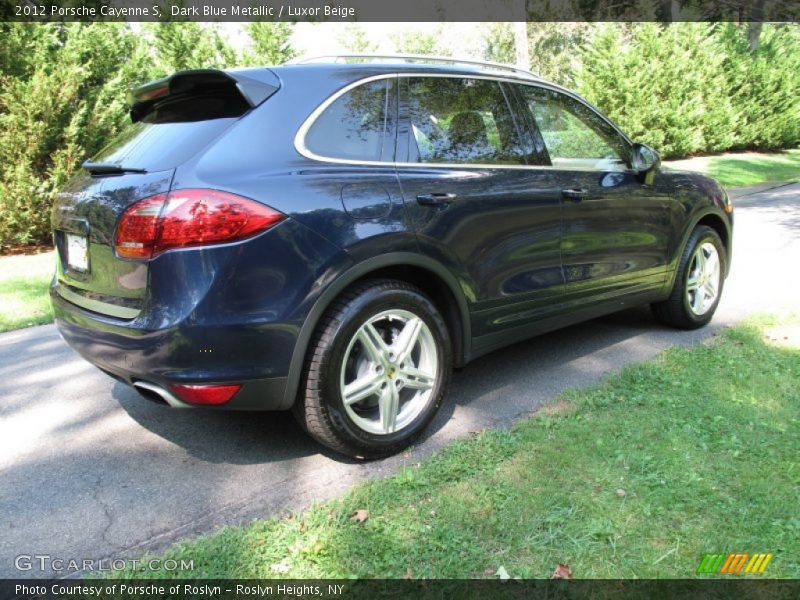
[417,193,457,207]
[561,188,589,202]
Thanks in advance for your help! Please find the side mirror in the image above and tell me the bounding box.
[632,143,661,182]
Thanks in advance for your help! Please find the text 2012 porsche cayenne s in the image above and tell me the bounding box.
[51,56,732,458]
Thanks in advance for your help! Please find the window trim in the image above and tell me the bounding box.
[294,72,634,171]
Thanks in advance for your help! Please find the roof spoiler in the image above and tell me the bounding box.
[128,68,280,123]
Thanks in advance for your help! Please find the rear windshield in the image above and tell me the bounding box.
[92,118,237,172]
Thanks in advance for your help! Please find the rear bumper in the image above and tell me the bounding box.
[51,286,295,411]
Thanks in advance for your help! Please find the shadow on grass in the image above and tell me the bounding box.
[132,321,800,579]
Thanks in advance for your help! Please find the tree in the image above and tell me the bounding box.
[527,23,591,86]
[338,23,377,53]
[146,22,236,74]
[0,23,154,247]
[391,28,444,56]
[576,23,736,158]
[482,23,589,85]
[716,23,800,150]
[241,22,296,66]
[482,23,515,64]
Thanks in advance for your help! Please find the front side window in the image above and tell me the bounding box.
[403,77,527,166]
[518,85,628,171]
[305,78,397,162]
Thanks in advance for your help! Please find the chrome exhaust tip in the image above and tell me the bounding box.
[132,381,190,409]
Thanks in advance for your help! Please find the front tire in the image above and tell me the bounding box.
[293,279,452,459]
[652,225,726,329]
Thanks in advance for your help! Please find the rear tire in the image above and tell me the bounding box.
[293,279,452,459]
[652,225,726,329]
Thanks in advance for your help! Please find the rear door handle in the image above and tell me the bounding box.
[561,188,589,202]
[417,193,457,207]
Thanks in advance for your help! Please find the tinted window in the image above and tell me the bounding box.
[305,78,397,162]
[92,119,239,172]
[404,78,526,165]
[518,86,629,171]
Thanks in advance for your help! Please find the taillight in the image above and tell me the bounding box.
[170,383,241,405]
[115,189,284,260]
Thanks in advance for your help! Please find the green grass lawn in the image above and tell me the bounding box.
[665,149,800,188]
[112,316,800,579]
[0,250,55,333]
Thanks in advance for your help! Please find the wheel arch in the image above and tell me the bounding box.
[671,208,732,285]
[695,212,731,268]
[281,253,470,409]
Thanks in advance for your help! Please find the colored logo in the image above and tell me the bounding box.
[697,553,773,575]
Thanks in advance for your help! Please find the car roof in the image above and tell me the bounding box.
[230,60,556,88]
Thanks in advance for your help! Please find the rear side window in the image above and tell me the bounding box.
[402,77,526,166]
[93,119,238,172]
[304,78,397,162]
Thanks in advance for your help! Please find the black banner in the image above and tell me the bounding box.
[3,579,800,600]
[1,0,799,22]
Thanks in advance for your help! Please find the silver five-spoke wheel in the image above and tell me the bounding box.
[686,241,721,316]
[340,309,438,435]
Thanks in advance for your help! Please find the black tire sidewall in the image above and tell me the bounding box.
[679,228,726,326]
[317,285,452,454]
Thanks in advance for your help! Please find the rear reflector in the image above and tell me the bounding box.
[170,383,242,405]
[115,189,284,260]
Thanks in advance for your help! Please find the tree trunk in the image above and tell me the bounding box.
[749,0,765,51]
[661,0,681,22]
[514,22,529,70]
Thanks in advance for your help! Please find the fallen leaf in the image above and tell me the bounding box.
[402,568,415,579]
[299,521,307,533]
[271,562,290,574]
[552,563,572,579]
[350,509,369,523]
[496,566,510,580]
[484,567,495,576]
[616,488,627,497]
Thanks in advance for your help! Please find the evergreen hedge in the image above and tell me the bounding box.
[0,22,294,250]
[0,23,798,249]
[576,23,800,158]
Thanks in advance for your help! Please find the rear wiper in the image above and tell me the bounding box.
[82,161,147,175]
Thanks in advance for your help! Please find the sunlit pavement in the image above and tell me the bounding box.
[1,183,798,578]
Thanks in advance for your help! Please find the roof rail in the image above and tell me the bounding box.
[288,54,541,81]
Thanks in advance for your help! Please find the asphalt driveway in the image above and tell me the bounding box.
[1,182,798,578]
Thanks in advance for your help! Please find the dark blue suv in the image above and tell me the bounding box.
[51,56,733,458]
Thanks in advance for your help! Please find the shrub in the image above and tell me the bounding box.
[0,24,154,249]
[0,22,299,250]
[576,23,736,159]
[716,24,800,151]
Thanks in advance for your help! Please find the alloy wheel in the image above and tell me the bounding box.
[340,309,438,435]
[686,241,721,316]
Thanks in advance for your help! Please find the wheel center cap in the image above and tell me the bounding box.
[387,366,397,379]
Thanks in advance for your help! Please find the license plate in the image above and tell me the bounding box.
[66,233,89,272]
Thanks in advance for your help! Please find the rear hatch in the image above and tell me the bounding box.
[52,69,279,319]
